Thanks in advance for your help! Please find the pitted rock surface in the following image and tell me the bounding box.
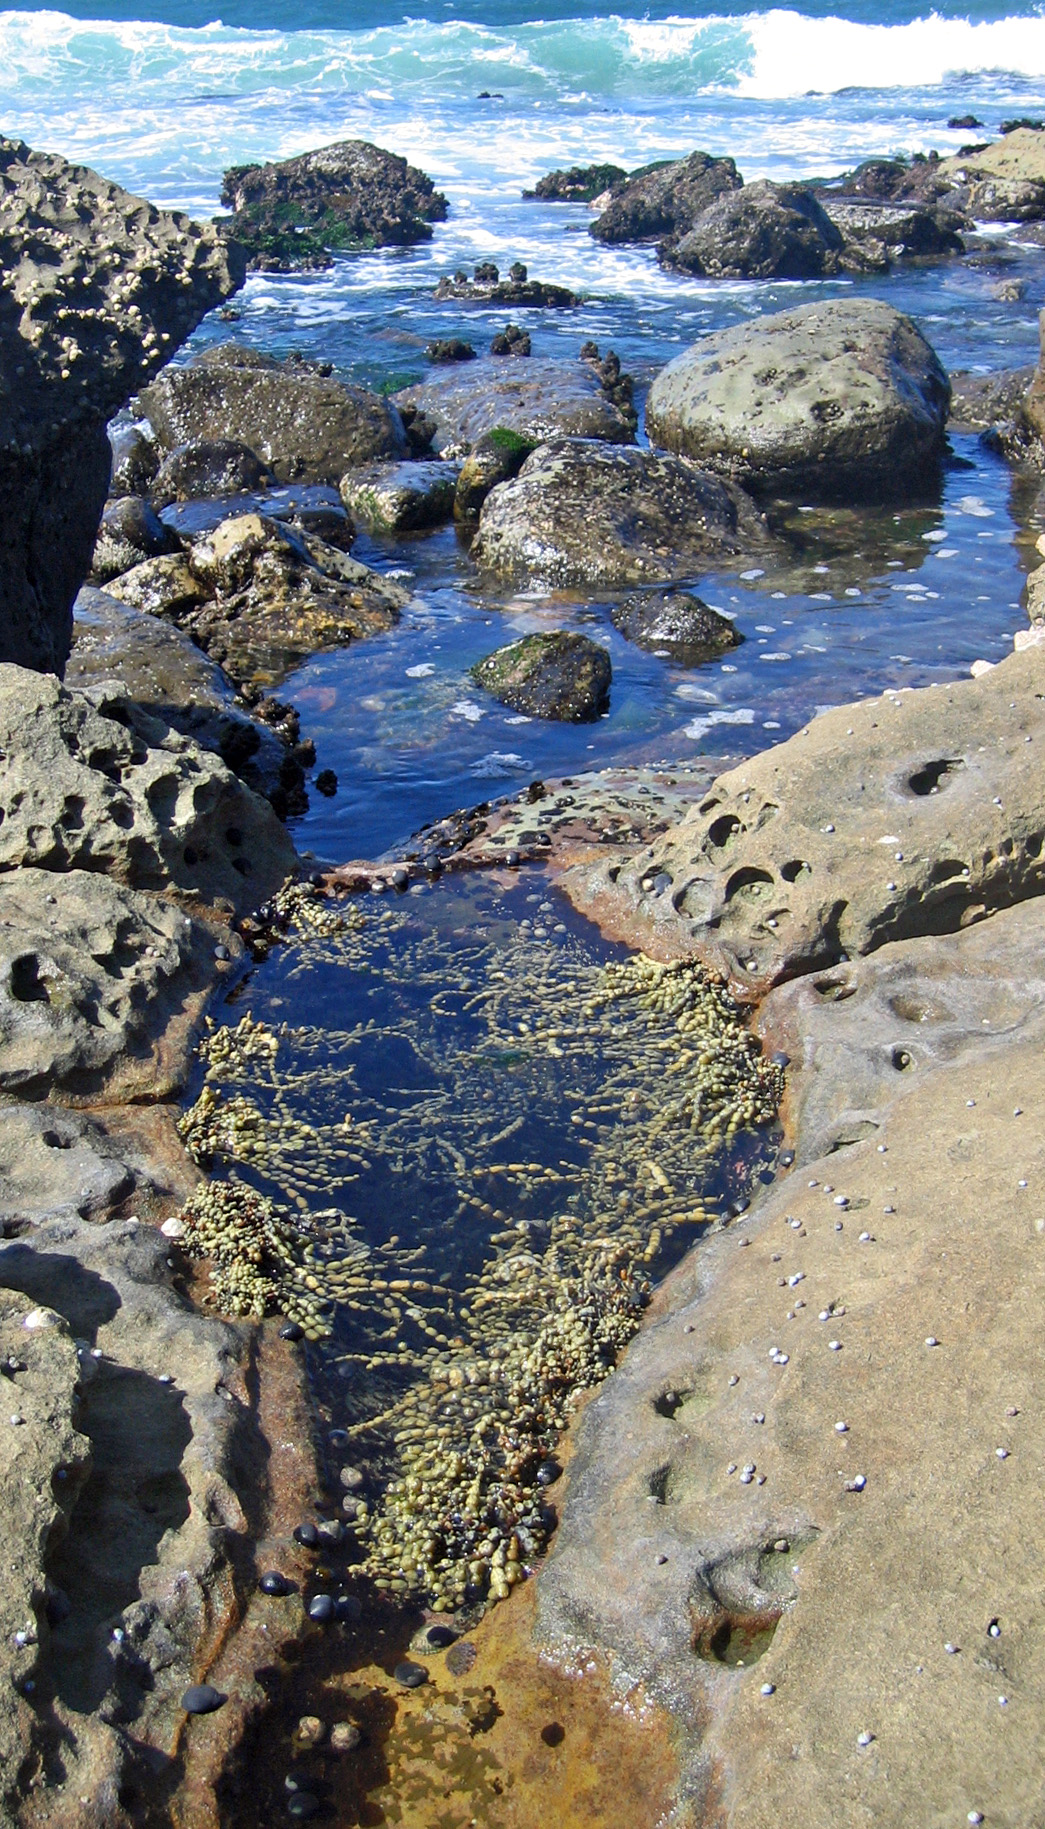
[0,1104,142,1229]
[472,631,612,722]
[645,298,950,499]
[0,867,221,1098]
[560,645,1045,991]
[0,664,296,909]
[140,344,406,485]
[393,358,636,452]
[0,135,243,675]
[472,439,768,587]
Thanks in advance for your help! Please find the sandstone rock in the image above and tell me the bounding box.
[0,1287,92,1823]
[664,182,845,279]
[472,631,611,722]
[561,644,1045,991]
[104,553,203,620]
[339,459,458,533]
[610,590,743,664]
[68,588,290,804]
[0,664,296,910]
[0,1103,141,1230]
[393,357,636,452]
[90,496,179,584]
[524,162,628,202]
[472,439,767,588]
[645,298,950,499]
[537,968,1045,1828]
[0,136,244,676]
[219,138,448,270]
[589,149,742,244]
[0,868,218,1098]
[0,1212,259,1814]
[140,345,406,486]
[180,515,408,689]
[151,438,271,507]
[453,429,537,521]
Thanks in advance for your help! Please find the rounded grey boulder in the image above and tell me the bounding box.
[472,631,611,722]
[646,298,950,500]
[472,439,765,588]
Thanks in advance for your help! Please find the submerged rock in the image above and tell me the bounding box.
[472,631,611,722]
[340,459,458,533]
[140,345,407,486]
[0,662,296,909]
[219,138,448,270]
[394,356,636,451]
[589,148,742,244]
[472,439,767,587]
[663,180,845,278]
[0,135,243,676]
[610,590,743,664]
[646,298,950,500]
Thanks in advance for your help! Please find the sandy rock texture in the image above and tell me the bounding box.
[646,299,950,500]
[0,665,295,911]
[220,137,448,270]
[140,345,406,485]
[0,1104,144,1230]
[537,935,1045,1827]
[563,645,1045,990]
[472,439,769,587]
[0,136,243,676]
[393,356,636,452]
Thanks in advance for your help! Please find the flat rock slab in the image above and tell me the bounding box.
[393,358,636,452]
[0,664,296,911]
[472,439,767,588]
[0,867,224,1099]
[340,459,459,533]
[646,298,950,500]
[0,1103,142,1229]
[537,979,1045,1828]
[561,645,1045,992]
[141,345,406,485]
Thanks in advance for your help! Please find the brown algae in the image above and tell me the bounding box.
[176,875,782,1611]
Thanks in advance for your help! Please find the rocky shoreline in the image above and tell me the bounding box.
[3,118,1045,1828]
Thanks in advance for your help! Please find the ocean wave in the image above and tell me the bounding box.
[1,6,1044,104]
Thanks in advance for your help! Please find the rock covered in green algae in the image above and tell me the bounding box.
[453,427,537,521]
[219,138,449,271]
[524,161,628,202]
[472,631,611,722]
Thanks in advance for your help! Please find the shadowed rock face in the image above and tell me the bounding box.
[663,182,846,279]
[588,149,742,245]
[0,136,244,677]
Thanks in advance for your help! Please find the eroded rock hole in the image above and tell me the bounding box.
[653,1388,692,1419]
[724,867,775,906]
[648,1463,672,1504]
[779,859,811,883]
[812,975,856,1002]
[693,1610,782,1667]
[706,814,742,851]
[10,952,51,1003]
[891,1046,914,1071]
[908,757,964,796]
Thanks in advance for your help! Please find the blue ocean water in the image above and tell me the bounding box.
[4,0,1044,854]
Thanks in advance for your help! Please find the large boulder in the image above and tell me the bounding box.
[819,196,964,266]
[0,663,296,911]
[589,149,741,244]
[150,438,271,506]
[645,299,950,499]
[471,439,768,588]
[140,345,406,485]
[219,138,448,270]
[472,631,611,722]
[393,356,636,452]
[663,181,845,278]
[0,136,243,677]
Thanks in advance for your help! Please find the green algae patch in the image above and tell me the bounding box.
[178,876,782,1610]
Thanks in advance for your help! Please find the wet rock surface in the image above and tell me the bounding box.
[472,631,612,722]
[844,125,1045,222]
[663,182,846,279]
[90,497,178,583]
[140,345,407,486]
[948,364,1035,430]
[561,644,1045,991]
[589,149,742,245]
[610,590,743,664]
[150,438,271,507]
[0,136,243,676]
[472,439,768,587]
[393,356,637,451]
[525,162,628,202]
[339,459,458,533]
[646,298,950,500]
[433,263,579,307]
[453,428,537,520]
[818,195,964,266]
[0,663,296,910]
[219,138,448,270]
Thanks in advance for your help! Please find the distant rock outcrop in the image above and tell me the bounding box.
[219,139,448,270]
[0,136,244,677]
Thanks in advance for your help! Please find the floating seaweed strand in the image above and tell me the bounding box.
[176,880,782,1610]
